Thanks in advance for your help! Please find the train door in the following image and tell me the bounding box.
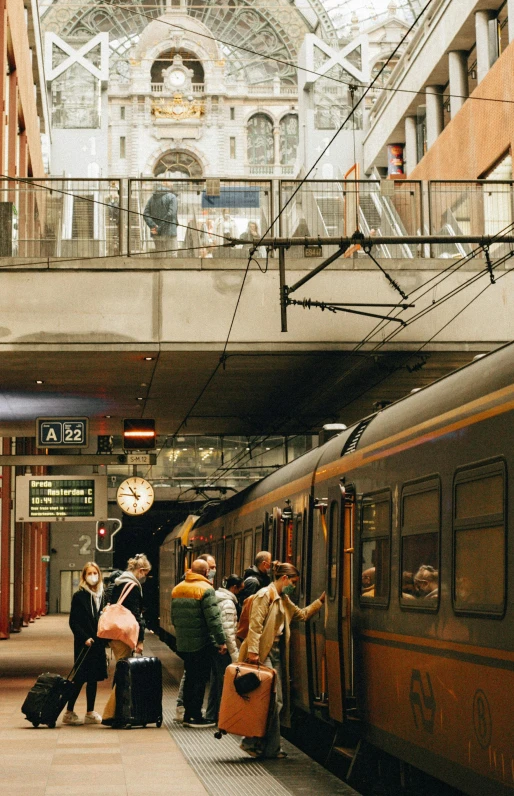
[324,484,355,722]
[224,536,233,577]
[307,496,328,706]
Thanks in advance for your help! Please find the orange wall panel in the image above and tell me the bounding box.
[410,42,514,180]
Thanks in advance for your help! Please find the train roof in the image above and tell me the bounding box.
[193,444,324,528]
[193,341,514,522]
[316,341,514,466]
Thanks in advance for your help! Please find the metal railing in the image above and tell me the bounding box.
[0,178,122,259]
[428,180,514,258]
[1,178,513,261]
[127,178,274,257]
[150,83,204,94]
[278,180,423,259]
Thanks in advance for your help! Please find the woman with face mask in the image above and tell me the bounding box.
[101,553,151,727]
[62,562,108,725]
[238,560,325,759]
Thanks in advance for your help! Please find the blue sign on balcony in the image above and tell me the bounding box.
[201,187,261,209]
[37,417,89,448]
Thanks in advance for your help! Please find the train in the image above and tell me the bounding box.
[159,341,514,796]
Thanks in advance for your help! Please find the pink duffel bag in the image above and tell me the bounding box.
[97,582,139,650]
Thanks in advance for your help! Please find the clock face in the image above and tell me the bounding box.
[117,477,155,516]
[169,68,186,87]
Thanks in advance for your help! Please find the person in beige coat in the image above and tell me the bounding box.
[239,561,325,759]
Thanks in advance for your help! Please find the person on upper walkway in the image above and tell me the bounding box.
[171,559,227,728]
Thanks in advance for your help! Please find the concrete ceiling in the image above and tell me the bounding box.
[0,347,482,440]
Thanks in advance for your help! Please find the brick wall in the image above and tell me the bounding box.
[410,41,514,180]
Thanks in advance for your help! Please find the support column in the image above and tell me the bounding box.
[0,0,6,178]
[425,85,444,149]
[0,439,11,639]
[448,51,469,118]
[404,116,418,175]
[273,126,280,172]
[509,0,514,42]
[11,438,26,632]
[18,130,27,256]
[475,10,494,83]
[7,71,17,177]
[22,521,32,626]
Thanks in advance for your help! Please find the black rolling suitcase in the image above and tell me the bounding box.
[114,656,163,728]
[21,648,89,728]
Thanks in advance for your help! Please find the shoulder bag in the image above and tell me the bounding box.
[97,582,139,650]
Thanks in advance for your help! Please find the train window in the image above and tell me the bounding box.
[255,525,262,554]
[216,540,224,581]
[328,500,339,599]
[401,479,440,609]
[224,537,233,576]
[233,534,242,576]
[360,492,391,605]
[243,531,253,571]
[453,461,506,615]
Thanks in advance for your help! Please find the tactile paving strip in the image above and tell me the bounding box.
[161,666,293,796]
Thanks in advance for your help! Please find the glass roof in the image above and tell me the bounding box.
[322,0,423,39]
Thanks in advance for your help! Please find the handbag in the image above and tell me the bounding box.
[97,582,139,650]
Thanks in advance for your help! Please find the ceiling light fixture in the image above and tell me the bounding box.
[144,356,154,361]
[35,379,44,384]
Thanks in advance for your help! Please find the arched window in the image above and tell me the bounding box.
[280,114,298,165]
[153,151,203,178]
[247,114,274,165]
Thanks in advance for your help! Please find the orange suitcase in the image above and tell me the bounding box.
[216,662,275,738]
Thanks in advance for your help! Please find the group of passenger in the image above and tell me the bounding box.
[63,548,324,759]
[171,549,324,759]
[360,564,439,601]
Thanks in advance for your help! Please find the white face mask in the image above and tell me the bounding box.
[86,574,99,586]
[207,568,216,581]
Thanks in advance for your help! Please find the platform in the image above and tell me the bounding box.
[0,616,359,796]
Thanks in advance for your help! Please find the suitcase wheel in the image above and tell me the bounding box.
[32,722,39,728]
[125,724,132,730]
[156,718,162,728]
[48,722,56,729]
[214,730,226,739]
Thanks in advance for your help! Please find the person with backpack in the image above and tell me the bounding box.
[239,561,325,759]
[62,562,108,725]
[205,574,244,725]
[239,551,272,602]
[101,554,151,726]
[143,183,179,257]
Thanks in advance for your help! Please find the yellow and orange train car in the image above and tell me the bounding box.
[160,341,514,796]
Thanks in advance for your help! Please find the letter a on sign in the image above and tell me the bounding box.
[46,428,58,442]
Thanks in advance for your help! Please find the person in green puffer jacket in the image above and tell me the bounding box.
[171,559,227,727]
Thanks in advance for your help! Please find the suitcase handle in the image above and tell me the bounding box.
[66,645,91,681]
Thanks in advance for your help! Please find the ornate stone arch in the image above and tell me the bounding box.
[145,144,208,177]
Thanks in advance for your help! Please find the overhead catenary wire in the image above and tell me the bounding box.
[116,5,514,108]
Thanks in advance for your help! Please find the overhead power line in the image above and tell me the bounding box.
[120,5,514,107]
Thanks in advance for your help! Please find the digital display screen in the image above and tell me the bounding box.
[28,478,95,518]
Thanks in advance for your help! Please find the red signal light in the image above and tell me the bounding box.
[98,525,107,537]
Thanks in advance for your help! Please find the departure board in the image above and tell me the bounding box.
[16,475,108,522]
[29,479,95,518]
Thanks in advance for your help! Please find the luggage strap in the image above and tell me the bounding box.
[117,581,137,605]
[66,644,91,682]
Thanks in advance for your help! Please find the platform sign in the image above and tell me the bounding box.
[36,417,89,448]
[16,475,107,522]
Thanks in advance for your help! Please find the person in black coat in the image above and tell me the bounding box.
[62,562,108,725]
[101,553,151,727]
[239,551,272,602]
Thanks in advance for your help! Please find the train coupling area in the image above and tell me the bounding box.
[0,615,360,796]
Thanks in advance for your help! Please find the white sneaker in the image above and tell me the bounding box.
[62,710,82,725]
[175,704,185,721]
[84,711,102,724]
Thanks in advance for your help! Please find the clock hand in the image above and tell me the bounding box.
[119,492,140,498]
